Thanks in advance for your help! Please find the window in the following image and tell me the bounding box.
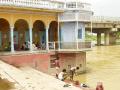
[66,2,76,8]
[78,28,82,39]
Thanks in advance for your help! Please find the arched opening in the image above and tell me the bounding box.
[14,19,29,50]
[0,18,10,51]
[49,21,58,49]
[33,20,46,49]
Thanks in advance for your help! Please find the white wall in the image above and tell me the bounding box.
[60,22,85,42]
[61,22,76,42]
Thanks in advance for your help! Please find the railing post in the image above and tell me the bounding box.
[53,42,55,50]
[58,14,60,51]
[90,16,93,48]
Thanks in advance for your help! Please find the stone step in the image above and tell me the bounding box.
[0,60,81,90]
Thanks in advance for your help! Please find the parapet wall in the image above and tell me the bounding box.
[0,53,50,73]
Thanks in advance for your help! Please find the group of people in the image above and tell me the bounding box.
[21,41,46,51]
[55,65,104,90]
[56,66,79,81]
[21,42,30,50]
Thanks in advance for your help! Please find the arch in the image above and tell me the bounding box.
[49,21,58,42]
[33,20,46,49]
[14,19,29,50]
[0,18,10,51]
[14,19,29,31]
[33,20,45,31]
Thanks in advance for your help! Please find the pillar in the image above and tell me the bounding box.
[76,21,79,50]
[46,27,49,51]
[97,32,101,46]
[29,27,33,52]
[104,30,110,45]
[10,26,14,52]
[76,13,79,50]
[58,15,60,50]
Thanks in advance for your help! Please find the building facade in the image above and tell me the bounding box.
[0,0,92,74]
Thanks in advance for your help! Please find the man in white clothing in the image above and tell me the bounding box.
[58,69,66,81]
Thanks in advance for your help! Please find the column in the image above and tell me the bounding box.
[58,15,60,50]
[97,32,101,46]
[46,27,49,51]
[75,13,79,50]
[104,30,110,45]
[10,26,14,52]
[29,27,33,52]
[76,21,79,50]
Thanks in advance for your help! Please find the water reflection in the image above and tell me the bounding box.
[75,45,120,90]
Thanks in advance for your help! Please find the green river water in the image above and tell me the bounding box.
[75,45,120,90]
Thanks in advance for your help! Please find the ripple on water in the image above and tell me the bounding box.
[75,45,120,90]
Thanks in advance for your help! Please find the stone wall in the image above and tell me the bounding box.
[58,51,86,73]
[0,53,50,73]
[0,51,86,74]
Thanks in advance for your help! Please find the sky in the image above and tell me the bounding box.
[86,0,120,17]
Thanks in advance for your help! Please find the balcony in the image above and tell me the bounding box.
[0,0,64,11]
[48,41,92,51]
[59,12,92,22]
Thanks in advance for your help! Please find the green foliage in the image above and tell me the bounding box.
[85,32,97,41]
[116,31,120,38]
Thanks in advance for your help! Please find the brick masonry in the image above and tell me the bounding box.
[0,51,86,74]
[58,52,86,73]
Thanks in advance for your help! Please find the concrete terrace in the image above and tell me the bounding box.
[0,60,82,90]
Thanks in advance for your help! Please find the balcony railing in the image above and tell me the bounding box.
[92,16,120,23]
[59,12,91,22]
[0,0,64,11]
[65,2,91,11]
[59,13,76,21]
[48,41,92,51]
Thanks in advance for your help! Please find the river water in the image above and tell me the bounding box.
[75,45,120,90]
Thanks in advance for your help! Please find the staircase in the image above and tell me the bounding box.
[0,60,81,90]
[50,51,59,68]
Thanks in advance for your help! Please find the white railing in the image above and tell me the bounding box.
[59,12,91,22]
[0,0,64,10]
[48,41,92,51]
[48,42,56,50]
[77,3,91,11]
[65,2,91,11]
[78,13,91,22]
[92,16,120,23]
[59,13,76,21]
